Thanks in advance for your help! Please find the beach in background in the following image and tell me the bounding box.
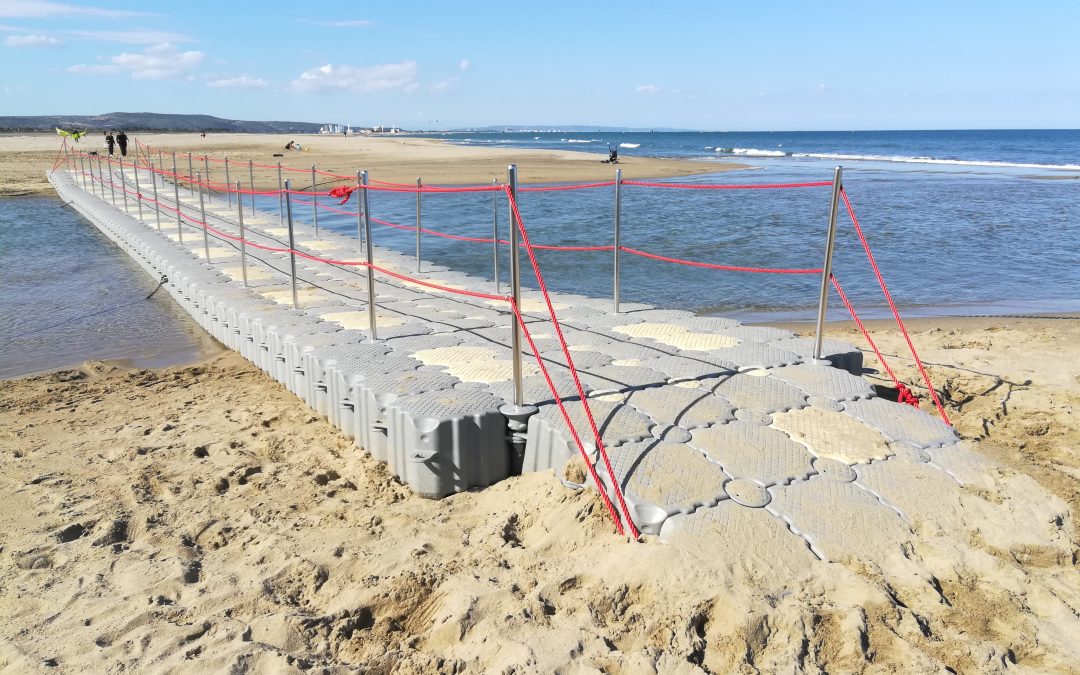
[2,131,1080,671]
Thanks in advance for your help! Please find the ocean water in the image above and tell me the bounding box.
[305,129,1080,320]
[5,130,1078,377]
[0,196,214,379]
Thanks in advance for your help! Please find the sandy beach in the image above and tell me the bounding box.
[3,133,1080,673]
[0,132,743,198]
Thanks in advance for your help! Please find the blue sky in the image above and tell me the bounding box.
[1,0,1077,130]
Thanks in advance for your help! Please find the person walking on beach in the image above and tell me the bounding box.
[116,130,128,157]
[105,131,115,156]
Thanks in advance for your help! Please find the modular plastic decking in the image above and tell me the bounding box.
[51,166,987,555]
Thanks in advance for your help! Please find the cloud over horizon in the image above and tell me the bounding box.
[68,43,204,80]
[207,75,267,89]
[0,0,144,18]
[289,62,418,94]
[5,33,62,48]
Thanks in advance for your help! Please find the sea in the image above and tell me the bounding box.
[2,129,1077,378]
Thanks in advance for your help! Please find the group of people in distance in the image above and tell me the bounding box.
[104,130,128,157]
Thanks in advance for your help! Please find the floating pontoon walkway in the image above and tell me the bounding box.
[50,165,1000,561]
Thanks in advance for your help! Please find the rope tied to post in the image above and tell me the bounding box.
[327,184,358,205]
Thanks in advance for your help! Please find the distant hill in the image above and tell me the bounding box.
[0,112,326,134]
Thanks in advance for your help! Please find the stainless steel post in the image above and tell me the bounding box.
[187,153,194,195]
[277,162,284,226]
[225,156,232,207]
[285,180,300,309]
[361,170,377,341]
[813,166,844,361]
[203,154,210,193]
[133,159,144,220]
[78,153,87,190]
[119,159,130,213]
[98,156,105,199]
[415,177,423,272]
[107,157,116,206]
[157,149,163,186]
[150,161,161,231]
[236,180,249,287]
[356,170,364,250]
[248,159,256,215]
[507,164,523,407]
[492,178,500,294]
[87,155,95,195]
[173,156,184,245]
[197,172,211,263]
[311,165,319,236]
[613,168,622,313]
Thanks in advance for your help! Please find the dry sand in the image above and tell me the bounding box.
[2,313,1078,673]
[0,132,743,198]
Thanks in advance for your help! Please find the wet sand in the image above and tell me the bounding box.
[0,132,746,198]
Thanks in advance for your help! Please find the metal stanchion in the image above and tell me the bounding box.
[311,165,319,236]
[507,164,523,407]
[187,153,194,195]
[813,166,844,362]
[613,168,622,313]
[225,156,232,208]
[236,180,249,287]
[197,172,210,263]
[78,153,88,190]
[500,164,537,473]
[173,156,184,245]
[203,154,210,191]
[285,180,299,309]
[361,170,377,341]
[277,161,284,226]
[415,177,422,272]
[248,159,256,215]
[133,159,144,220]
[356,170,364,250]
[119,160,130,213]
[157,149,163,187]
[150,161,161,231]
[492,178,500,294]
[107,157,117,206]
[87,155,95,195]
[97,156,105,199]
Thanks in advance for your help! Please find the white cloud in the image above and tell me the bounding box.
[0,22,19,30]
[68,43,203,80]
[67,63,119,74]
[5,33,62,48]
[635,84,662,95]
[207,75,267,89]
[300,19,373,27]
[290,61,417,93]
[458,58,470,71]
[430,77,459,94]
[67,29,193,44]
[0,1,144,18]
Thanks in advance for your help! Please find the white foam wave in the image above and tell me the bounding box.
[564,139,593,144]
[713,146,1080,171]
[619,143,641,148]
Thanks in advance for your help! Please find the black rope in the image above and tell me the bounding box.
[16,275,169,338]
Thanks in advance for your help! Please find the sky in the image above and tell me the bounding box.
[1,0,1077,131]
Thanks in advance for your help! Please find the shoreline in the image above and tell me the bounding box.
[0,132,748,198]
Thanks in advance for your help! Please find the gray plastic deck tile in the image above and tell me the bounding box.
[598,439,730,534]
[690,421,816,486]
[842,398,958,448]
[703,371,808,415]
[766,477,912,564]
[624,386,736,430]
[769,364,876,401]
